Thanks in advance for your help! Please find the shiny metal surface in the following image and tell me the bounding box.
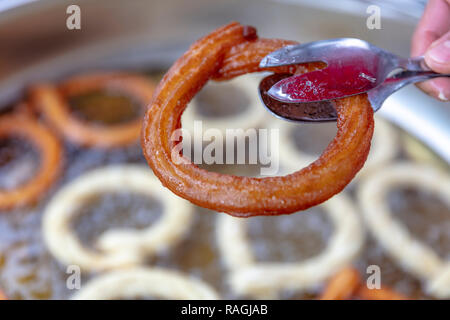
[368,71,450,112]
[258,71,450,123]
[259,73,338,122]
[260,38,434,103]
[0,0,448,162]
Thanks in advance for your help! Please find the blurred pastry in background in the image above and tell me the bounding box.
[72,267,220,300]
[0,113,63,209]
[42,165,193,272]
[217,193,364,299]
[358,162,450,299]
[29,72,155,148]
[402,133,448,169]
[182,74,266,135]
[320,266,407,300]
[274,115,398,178]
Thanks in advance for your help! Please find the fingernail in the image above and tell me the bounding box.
[438,91,449,101]
[438,92,448,101]
[427,41,450,64]
[431,82,449,101]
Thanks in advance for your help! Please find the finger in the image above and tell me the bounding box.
[411,0,450,56]
[415,77,450,101]
[412,0,450,101]
[424,30,450,73]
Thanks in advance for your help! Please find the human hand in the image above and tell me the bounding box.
[411,0,450,101]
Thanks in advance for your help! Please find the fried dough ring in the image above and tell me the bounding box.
[357,163,450,299]
[356,286,407,300]
[141,22,374,217]
[216,194,364,298]
[320,266,407,300]
[72,267,219,300]
[0,114,62,209]
[319,266,361,300]
[30,72,155,148]
[42,165,193,271]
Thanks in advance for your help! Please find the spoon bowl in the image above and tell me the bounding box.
[259,71,450,122]
[260,38,428,104]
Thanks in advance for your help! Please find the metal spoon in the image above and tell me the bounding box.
[259,38,431,104]
[259,71,450,122]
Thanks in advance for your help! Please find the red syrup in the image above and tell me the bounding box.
[268,55,380,103]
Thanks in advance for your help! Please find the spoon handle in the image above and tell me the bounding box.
[397,71,450,84]
[369,71,450,111]
[403,56,431,72]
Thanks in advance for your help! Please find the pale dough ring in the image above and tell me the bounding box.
[357,162,450,298]
[72,267,220,300]
[182,74,267,133]
[217,193,364,298]
[402,133,447,168]
[276,116,397,177]
[42,165,193,271]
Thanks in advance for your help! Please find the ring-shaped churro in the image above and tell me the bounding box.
[355,285,408,300]
[182,74,266,134]
[276,116,397,177]
[72,267,219,300]
[42,165,193,271]
[30,72,155,148]
[319,266,361,300]
[141,22,374,217]
[0,114,62,209]
[216,194,364,298]
[357,163,450,298]
[319,266,407,300]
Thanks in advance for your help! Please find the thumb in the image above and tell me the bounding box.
[425,30,450,74]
